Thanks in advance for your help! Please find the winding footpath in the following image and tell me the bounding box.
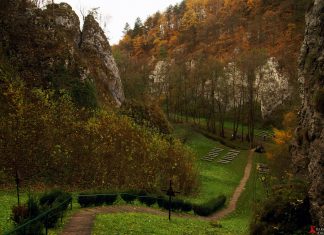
[60,150,254,235]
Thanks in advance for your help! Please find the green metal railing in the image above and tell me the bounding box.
[4,196,72,235]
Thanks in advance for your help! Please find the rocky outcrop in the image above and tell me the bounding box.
[81,15,124,106]
[291,0,324,226]
[0,1,124,107]
[257,58,291,119]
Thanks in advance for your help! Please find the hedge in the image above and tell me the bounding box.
[193,195,226,216]
[77,193,225,216]
[77,193,118,208]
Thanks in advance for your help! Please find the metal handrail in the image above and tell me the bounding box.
[4,196,72,235]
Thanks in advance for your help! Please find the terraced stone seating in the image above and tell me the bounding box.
[217,149,240,164]
[202,147,224,162]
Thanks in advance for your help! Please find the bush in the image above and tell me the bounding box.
[103,194,118,205]
[39,190,69,207]
[11,197,44,235]
[77,193,117,207]
[193,195,226,216]
[11,205,29,224]
[250,181,311,235]
[78,194,96,208]
[180,201,192,212]
[138,192,156,207]
[156,196,192,212]
[157,196,168,208]
[120,100,172,134]
[39,190,71,228]
[121,192,137,204]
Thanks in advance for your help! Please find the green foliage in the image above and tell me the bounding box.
[39,190,71,228]
[121,99,172,134]
[138,195,156,207]
[250,180,311,235]
[77,193,118,208]
[192,195,226,216]
[70,78,98,109]
[120,192,137,204]
[11,196,44,235]
[0,74,198,193]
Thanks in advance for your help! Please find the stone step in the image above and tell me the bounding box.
[218,160,231,164]
[203,158,214,162]
[202,157,215,160]
[222,158,235,161]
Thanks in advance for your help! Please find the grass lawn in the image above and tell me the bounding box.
[173,124,268,235]
[92,213,219,235]
[0,190,28,234]
[0,190,80,235]
[173,124,249,204]
[215,152,267,235]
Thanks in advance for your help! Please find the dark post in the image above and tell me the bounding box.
[15,170,20,206]
[162,180,180,221]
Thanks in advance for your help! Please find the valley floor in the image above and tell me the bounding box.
[0,124,267,235]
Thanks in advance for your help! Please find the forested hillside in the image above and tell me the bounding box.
[114,0,311,133]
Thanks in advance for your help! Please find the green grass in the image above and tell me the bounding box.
[173,124,268,235]
[92,213,219,235]
[0,190,28,234]
[214,153,267,235]
[1,125,268,235]
[0,190,80,235]
[173,124,249,204]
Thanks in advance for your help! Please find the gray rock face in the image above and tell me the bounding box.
[291,0,324,226]
[81,15,124,106]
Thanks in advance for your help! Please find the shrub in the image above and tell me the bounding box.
[103,194,118,205]
[78,194,96,208]
[120,100,172,134]
[121,192,138,204]
[11,197,44,235]
[157,196,168,208]
[138,192,156,207]
[170,198,184,211]
[39,190,69,207]
[39,190,71,228]
[156,196,192,212]
[11,205,29,224]
[193,195,226,216]
[180,201,192,212]
[94,195,106,206]
[250,181,311,235]
[77,193,117,207]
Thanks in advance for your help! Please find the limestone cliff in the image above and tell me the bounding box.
[291,0,324,226]
[0,1,124,107]
[81,15,124,106]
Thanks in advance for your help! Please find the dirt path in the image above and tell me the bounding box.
[61,150,254,235]
[208,149,254,220]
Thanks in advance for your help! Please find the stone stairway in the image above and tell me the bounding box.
[217,149,240,164]
[201,147,224,162]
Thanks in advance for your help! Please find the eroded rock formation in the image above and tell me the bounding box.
[0,1,124,107]
[291,0,324,226]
